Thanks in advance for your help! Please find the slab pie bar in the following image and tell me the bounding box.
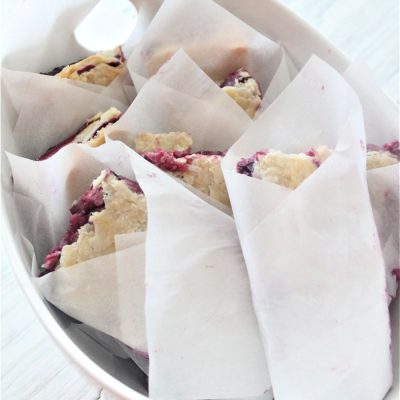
[237,140,400,188]
[43,47,125,86]
[220,68,262,118]
[134,132,230,207]
[38,107,122,160]
[42,170,146,273]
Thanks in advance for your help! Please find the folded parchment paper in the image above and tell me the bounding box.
[128,149,271,400]
[222,56,392,400]
[105,51,272,398]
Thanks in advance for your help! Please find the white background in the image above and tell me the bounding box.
[1,0,398,399]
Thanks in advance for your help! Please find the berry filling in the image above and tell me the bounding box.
[77,64,96,75]
[305,148,321,167]
[43,185,104,272]
[383,140,400,159]
[143,151,190,172]
[142,149,227,173]
[392,268,400,282]
[220,68,252,87]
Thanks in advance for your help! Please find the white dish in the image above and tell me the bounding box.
[1,1,398,399]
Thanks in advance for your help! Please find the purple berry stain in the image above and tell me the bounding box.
[391,268,400,282]
[237,150,268,176]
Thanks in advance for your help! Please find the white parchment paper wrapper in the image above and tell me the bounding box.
[105,50,272,399]
[6,141,147,351]
[113,230,274,400]
[222,56,392,400]
[1,0,136,103]
[128,149,271,400]
[256,49,299,116]
[128,0,284,94]
[344,61,399,299]
[2,68,128,160]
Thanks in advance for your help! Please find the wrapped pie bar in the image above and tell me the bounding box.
[42,169,146,272]
[222,57,393,400]
[7,141,150,355]
[43,47,126,86]
[38,107,122,160]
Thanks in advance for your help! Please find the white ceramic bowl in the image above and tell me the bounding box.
[1,1,398,399]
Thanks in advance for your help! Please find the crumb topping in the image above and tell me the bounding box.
[252,146,332,189]
[175,154,229,207]
[134,132,192,156]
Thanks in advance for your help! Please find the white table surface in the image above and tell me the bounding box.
[1,1,398,399]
